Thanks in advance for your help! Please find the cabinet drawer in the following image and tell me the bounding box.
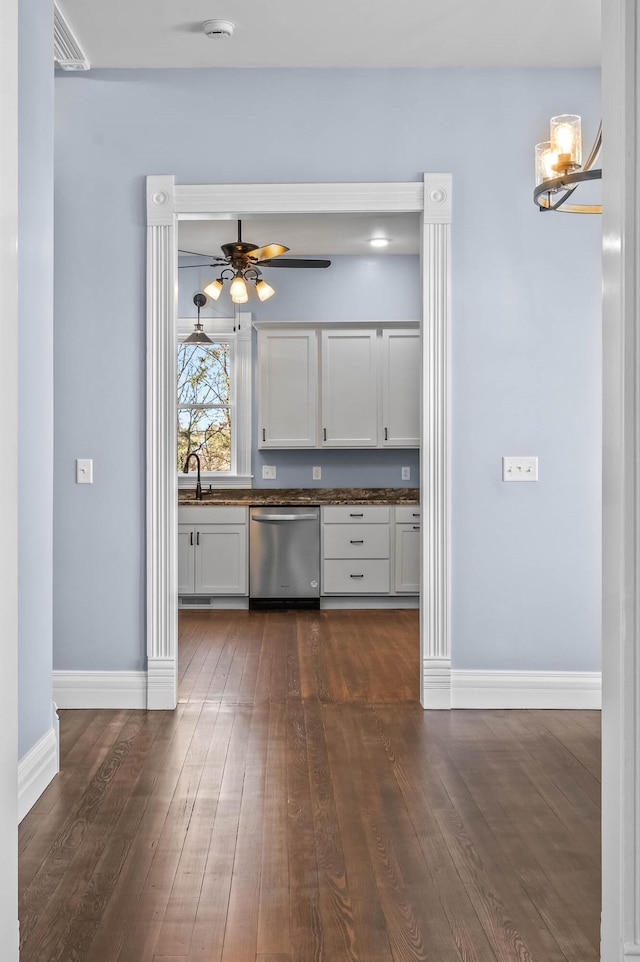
[323,559,390,594]
[323,524,389,559]
[395,505,421,523]
[322,505,390,524]
[178,505,248,524]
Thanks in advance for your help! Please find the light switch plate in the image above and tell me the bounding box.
[76,458,93,484]
[502,456,538,482]
[312,466,322,480]
[262,465,277,480]
[401,466,411,481]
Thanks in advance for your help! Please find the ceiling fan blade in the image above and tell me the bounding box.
[178,258,226,269]
[258,258,331,269]
[244,243,289,262]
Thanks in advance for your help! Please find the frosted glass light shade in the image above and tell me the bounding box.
[550,114,582,171]
[255,279,275,302]
[229,274,248,303]
[203,277,223,300]
[535,142,560,188]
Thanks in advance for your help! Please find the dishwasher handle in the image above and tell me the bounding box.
[251,513,318,523]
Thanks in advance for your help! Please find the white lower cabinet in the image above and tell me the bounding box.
[321,504,419,598]
[178,501,417,606]
[394,506,421,593]
[178,506,248,598]
[323,508,390,594]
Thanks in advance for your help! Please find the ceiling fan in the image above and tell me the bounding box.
[179,220,331,304]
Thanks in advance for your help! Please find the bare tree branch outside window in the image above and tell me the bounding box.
[177,342,232,472]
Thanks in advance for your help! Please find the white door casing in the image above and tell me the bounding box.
[146,175,453,710]
[0,0,20,953]
[601,0,640,958]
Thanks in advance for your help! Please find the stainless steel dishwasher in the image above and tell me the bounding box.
[249,505,320,608]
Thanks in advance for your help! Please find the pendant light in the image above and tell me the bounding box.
[183,293,213,345]
[533,114,602,213]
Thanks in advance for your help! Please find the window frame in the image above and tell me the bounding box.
[176,311,252,488]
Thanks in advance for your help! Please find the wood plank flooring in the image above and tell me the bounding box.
[19,610,601,961]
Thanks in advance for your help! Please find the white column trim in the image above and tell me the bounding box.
[602,0,640,958]
[420,174,452,708]
[147,175,178,709]
[148,177,451,714]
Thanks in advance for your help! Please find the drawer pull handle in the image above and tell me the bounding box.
[413,512,420,517]
[350,539,364,544]
[413,525,420,530]
[350,573,364,579]
[349,512,364,517]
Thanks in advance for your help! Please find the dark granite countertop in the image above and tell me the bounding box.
[178,487,420,506]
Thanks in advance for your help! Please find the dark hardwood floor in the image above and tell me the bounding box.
[19,610,601,961]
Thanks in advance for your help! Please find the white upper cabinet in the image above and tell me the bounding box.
[257,330,318,448]
[381,329,420,447]
[321,329,379,447]
[255,322,419,449]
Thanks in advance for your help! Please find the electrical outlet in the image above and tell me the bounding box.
[401,466,411,481]
[76,458,93,484]
[262,465,277,480]
[502,456,538,482]
[312,466,322,480]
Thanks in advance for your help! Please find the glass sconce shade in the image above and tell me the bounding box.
[255,279,276,302]
[203,277,223,300]
[550,114,582,172]
[535,142,560,189]
[229,273,248,303]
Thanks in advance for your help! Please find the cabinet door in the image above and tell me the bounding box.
[394,523,420,593]
[381,330,420,447]
[178,525,195,594]
[321,330,378,446]
[195,525,247,595]
[257,330,318,447]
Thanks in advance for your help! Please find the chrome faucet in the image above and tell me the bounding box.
[183,452,202,500]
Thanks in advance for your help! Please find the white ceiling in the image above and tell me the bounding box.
[178,214,420,258]
[61,0,600,70]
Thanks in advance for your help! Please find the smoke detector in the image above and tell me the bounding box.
[202,19,235,38]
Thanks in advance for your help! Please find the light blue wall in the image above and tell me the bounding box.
[54,68,601,673]
[180,253,421,489]
[18,0,54,757]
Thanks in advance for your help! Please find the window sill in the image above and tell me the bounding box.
[177,474,253,490]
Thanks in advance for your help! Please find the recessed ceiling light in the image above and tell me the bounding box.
[369,237,390,248]
[202,19,235,38]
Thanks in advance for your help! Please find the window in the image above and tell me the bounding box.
[177,313,252,487]
[177,341,232,472]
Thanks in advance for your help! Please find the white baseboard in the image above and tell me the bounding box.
[451,670,602,709]
[179,597,249,610]
[53,671,147,709]
[18,726,59,822]
[321,596,419,609]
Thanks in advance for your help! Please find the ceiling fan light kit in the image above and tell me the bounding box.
[533,113,602,213]
[179,220,331,305]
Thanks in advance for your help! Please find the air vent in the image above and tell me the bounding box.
[54,3,90,71]
[180,596,214,608]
